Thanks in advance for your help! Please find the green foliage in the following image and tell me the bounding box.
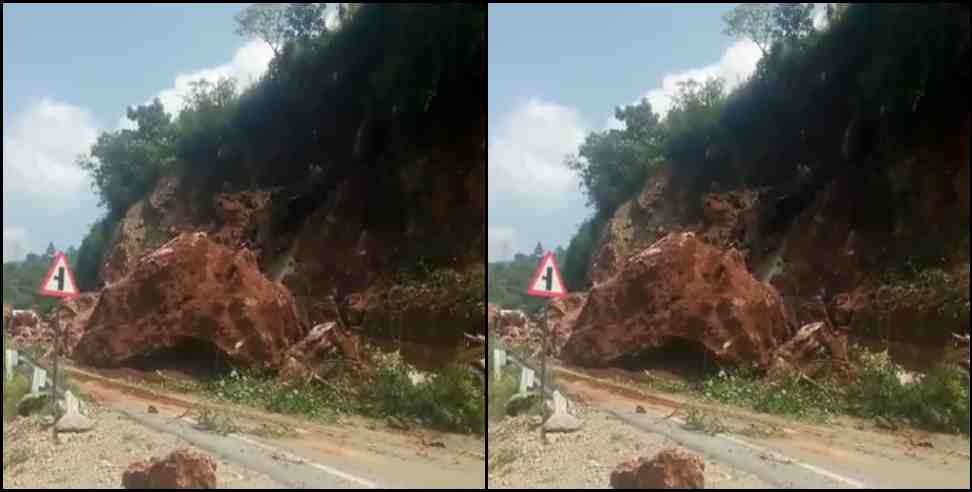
[682,409,729,435]
[487,255,546,315]
[847,350,970,435]
[72,216,117,292]
[234,3,331,57]
[723,3,816,57]
[561,213,608,292]
[363,352,485,435]
[204,368,341,424]
[3,362,32,422]
[2,251,70,312]
[701,367,841,423]
[566,99,665,218]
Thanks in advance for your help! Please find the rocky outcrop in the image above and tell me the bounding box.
[610,449,705,489]
[563,233,791,369]
[54,293,100,357]
[122,449,218,489]
[75,233,304,369]
[546,294,587,358]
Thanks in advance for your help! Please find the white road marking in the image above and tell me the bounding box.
[647,415,866,489]
[184,417,379,489]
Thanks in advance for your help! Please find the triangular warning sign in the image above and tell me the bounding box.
[38,252,80,299]
[527,252,569,299]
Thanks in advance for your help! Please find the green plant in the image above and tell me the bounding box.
[3,371,32,422]
[488,448,519,475]
[196,409,240,436]
[682,409,729,436]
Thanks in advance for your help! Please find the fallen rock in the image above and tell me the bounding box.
[563,233,790,369]
[75,233,304,370]
[56,409,96,433]
[506,392,540,417]
[769,321,848,380]
[546,293,588,358]
[610,449,705,489]
[54,293,101,356]
[543,391,582,434]
[122,448,218,489]
[7,309,53,347]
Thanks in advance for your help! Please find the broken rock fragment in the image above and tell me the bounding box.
[610,449,705,489]
[122,448,218,489]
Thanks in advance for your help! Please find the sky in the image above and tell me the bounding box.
[2,3,342,263]
[488,4,826,263]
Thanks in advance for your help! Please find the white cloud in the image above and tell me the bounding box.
[487,98,588,212]
[638,39,763,121]
[121,39,274,125]
[487,226,516,263]
[3,227,32,263]
[2,99,99,211]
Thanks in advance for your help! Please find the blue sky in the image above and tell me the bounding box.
[3,3,343,262]
[488,3,777,262]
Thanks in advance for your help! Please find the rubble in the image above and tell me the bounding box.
[122,448,218,489]
[610,449,705,489]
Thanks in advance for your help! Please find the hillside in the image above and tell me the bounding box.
[561,3,969,354]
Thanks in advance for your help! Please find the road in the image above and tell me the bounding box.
[48,364,486,489]
[551,364,971,490]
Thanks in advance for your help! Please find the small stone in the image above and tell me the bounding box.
[636,405,647,414]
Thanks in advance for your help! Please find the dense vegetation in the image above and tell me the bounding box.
[562,3,970,287]
[73,3,485,290]
[2,244,77,312]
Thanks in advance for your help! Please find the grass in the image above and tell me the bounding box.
[195,408,240,436]
[201,350,486,437]
[682,408,729,436]
[2,448,32,472]
[250,422,300,440]
[488,448,519,475]
[3,350,32,422]
[694,347,970,435]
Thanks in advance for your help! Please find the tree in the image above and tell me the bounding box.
[78,98,175,218]
[566,98,665,217]
[723,3,816,57]
[532,242,545,258]
[723,3,775,56]
[44,242,56,258]
[234,3,329,57]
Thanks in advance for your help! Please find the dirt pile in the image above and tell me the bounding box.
[610,449,705,489]
[122,448,218,489]
[562,233,791,369]
[74,232,304,369]
[6,310,52,347]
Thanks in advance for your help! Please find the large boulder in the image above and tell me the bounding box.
[562,233,791,369]
[278,322,362,385]
[499,309,528,329]
[610,449,705,489]
[75,233,304,369]
[122,448,218,489]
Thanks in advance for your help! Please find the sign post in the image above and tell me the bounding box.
[526,252,568,445]
[37,251,80,443]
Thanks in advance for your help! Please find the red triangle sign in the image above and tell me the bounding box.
[38,252,81,299]
[526,252,569,299]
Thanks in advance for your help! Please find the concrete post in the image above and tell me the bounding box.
[31,366,47,394]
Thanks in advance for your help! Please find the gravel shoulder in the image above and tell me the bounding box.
[487,402,772,489]
[2,406,282,490]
